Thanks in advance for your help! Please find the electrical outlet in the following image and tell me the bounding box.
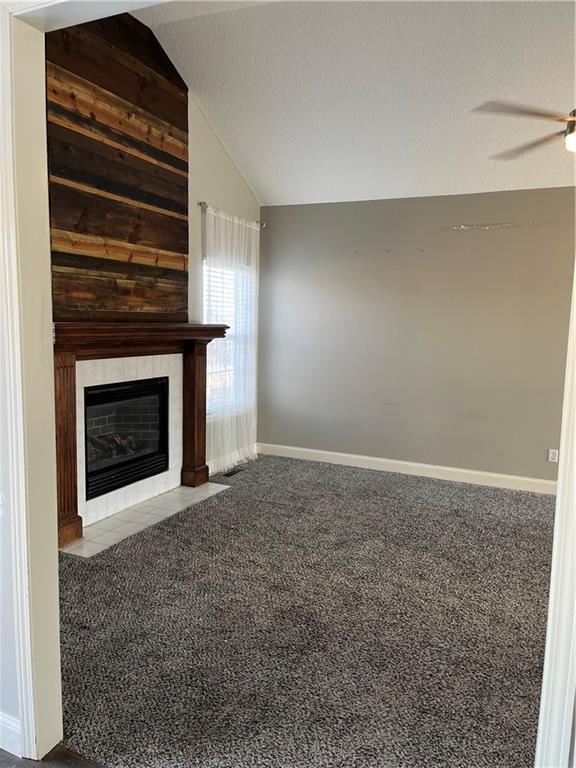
[547,449,559,463]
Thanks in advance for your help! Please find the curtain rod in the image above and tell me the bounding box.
[197,201,266,229]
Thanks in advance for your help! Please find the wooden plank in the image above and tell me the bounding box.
[54,322,227,350]
[52,251,189,282]
[51,229,188,271]
[47,122,187,214]
[48,103,188,176]
[47,62,187,161]
[47,61,187,146]
[52,270,188,313]
[50,184,189,254]
[53,256,188,305]
[70,340,187,357]
[50,175,187,222]
[46,25,187,131]
[82,14,187,91]
[51,255,188,301]
[53,311,188,325]
[52,270,188,306]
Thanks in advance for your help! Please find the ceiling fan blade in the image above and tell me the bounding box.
[474,100,576,122]
[492,130,565,160]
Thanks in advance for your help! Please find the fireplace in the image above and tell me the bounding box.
[54,322,227,546]
[84,377,169,499]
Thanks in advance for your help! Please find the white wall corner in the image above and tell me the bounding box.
[535,264,576,766]
[8,13,62,759]
[0,6,35,760]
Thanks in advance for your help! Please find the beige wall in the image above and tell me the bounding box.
[12,17,62,757]
[258,187,575,481]
[187,98,260,321]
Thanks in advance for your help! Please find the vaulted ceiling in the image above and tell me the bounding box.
[135,1,575,205]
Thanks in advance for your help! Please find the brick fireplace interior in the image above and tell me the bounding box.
[84,376,169,499]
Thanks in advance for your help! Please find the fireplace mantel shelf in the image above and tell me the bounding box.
[53,322,228,547]
[54,322,228,359]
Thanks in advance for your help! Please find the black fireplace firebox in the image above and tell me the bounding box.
[84,377,169,499]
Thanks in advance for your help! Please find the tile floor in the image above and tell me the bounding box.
[60,483,228,558]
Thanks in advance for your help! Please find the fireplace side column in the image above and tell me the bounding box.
[181,340,210,486]
[54,351,82,546]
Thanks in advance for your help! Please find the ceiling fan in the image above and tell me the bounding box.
[473,100,576,160]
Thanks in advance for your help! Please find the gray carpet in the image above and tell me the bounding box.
[59,456,554,768]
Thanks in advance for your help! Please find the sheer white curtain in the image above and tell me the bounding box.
[203,205,259,474]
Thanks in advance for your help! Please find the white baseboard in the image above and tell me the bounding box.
[256,443,557,494]
[0,711,22,756]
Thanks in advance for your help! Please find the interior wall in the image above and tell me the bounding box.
[187,96,260,321]
[12,16,63,757]
[258,187,575,481]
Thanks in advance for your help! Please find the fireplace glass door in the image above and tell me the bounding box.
[84,377,169,499]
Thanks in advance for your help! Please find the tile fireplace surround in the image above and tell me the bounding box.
[53,322,227,547]
[76,355,183,527]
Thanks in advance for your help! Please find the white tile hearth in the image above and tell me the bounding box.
[60,483,229,558]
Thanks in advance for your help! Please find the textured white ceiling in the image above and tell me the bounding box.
[135,1,576,205]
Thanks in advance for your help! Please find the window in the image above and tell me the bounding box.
[203,260,255,415]
[201,205,259,473]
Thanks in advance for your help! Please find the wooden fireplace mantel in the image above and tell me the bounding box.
[53,322,228,547]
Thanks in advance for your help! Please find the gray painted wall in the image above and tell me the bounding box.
[258,187,574,480]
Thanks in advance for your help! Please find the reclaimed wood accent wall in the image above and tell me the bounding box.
[46,13,189,322]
